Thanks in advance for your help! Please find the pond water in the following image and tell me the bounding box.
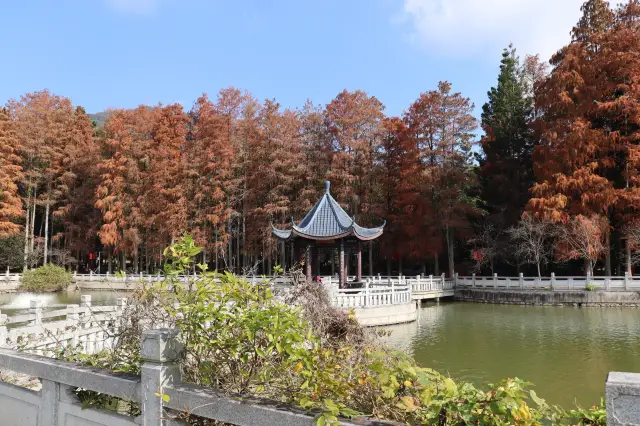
[382,302,640,408]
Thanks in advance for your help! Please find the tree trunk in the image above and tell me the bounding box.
[43,202,50,266]
[605,228,612,276]
[434,252,439,276]
[23,196,30,271]
[446,225,455,278]
[108,250,113,274]
[29,198,36,262]
[133,247,139,274]
[228,228,233,273]
[236,220,241,273]
[626,238,632,276]
[537,262,541,278]
[242,211,246,271]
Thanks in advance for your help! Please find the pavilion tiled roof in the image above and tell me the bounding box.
[272,181,385,241]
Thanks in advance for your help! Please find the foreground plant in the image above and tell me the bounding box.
[46,236,606,425]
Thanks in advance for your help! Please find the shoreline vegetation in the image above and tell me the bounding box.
[18,264,72,292]
[9,236,605,426]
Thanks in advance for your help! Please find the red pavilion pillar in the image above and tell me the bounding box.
[357,241,362,282]
[305,244,312,282]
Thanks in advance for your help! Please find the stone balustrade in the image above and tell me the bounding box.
[455,272,640,291]
[0,328,396,426]
[0,295,127,355]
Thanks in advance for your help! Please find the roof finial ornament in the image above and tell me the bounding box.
[324,181,331,194]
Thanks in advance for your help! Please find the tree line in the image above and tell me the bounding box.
[1,0,639,277]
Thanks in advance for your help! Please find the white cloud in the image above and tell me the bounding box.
[105,0,159,16]
[401,0,585,60]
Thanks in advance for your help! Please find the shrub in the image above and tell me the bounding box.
[43,236,608,425]
[585,283,597,291]
[20,264,72,292]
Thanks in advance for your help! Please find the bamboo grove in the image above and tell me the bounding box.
[2,0,640,277]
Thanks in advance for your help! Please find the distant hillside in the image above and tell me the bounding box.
[89,111,109,127]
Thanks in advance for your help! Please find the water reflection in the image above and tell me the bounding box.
[380,301,640,408]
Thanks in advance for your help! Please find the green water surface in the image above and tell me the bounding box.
[382,302,640,409]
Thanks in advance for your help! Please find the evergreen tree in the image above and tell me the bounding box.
[478,45,535,230]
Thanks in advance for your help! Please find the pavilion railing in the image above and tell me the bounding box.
[328,281,412,308]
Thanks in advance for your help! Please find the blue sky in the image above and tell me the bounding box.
[0,0,585,117]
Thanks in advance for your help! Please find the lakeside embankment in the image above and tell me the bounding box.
[454,288,640,306]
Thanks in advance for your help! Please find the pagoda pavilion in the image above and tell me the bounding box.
[272,181,385,288]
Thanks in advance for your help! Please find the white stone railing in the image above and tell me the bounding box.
[0,295,125,355]
[455,273,640,291]
[329,281,412,308]
[0,329,393,426]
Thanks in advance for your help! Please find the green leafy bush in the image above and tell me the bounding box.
[45,236,607,425]
[20,264,72,292]
[585,283,597,291]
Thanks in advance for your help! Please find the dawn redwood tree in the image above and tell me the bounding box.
[325,90,384,220]
[9,90,77,266]
[375,118,417,268]
[145,105,190,249]
[96,107,158,272]
[187,94,235,266]
[529,0,640,275]
[53,106,98,268]
[404,82,480,277]
[556,215,608,276]
[0,108,23,238]
[299,100,330,209]
[246,100,308,268]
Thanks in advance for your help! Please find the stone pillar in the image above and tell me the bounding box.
[0,313,7,348]
[280,240,285,272]
[305,244,312,282]
[141,329,183,426]
[606,372,640,425]
[30,300,43,325]
[290,242,295,269]
[38,379,60,426]
[357,242,362,282]
[67,304,80,347]
[339,239,345,289]
[80,295,92,308]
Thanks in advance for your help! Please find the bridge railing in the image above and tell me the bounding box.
[455,272,640,291]
[0,295,126,355]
